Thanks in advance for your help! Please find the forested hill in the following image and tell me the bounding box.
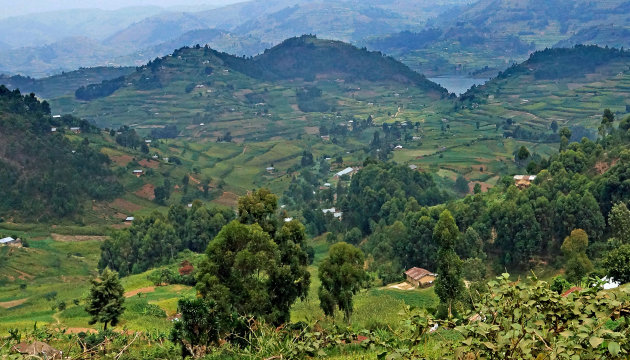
[218,35,445,90]
[0,67,135,99]
[0,86,121,221]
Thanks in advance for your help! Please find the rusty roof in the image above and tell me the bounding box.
[404,267,434,280]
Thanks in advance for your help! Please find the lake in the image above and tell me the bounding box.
[428,76,489,96]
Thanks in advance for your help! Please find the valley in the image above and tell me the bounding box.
[1,1,630,358]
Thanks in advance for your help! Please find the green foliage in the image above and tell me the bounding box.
[0,86,121,220]
[85,268,125,330]
[433,210,464,319]
[455,273,630,359]
[318,242,367,323]
[604,244,630,284]
[170,298,224,358]
[99,205,232,275]
[608,202,630,244]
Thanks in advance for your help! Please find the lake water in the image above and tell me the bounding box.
[428,76,489,96]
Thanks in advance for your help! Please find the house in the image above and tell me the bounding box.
[404,267,437,288]
[132,169,144,177]
[145,140,152,144]
[324,183,331,187]
[51,127,57,132]
[0,236,19,246]
[322,207,336,214]
[52,115,61,119]
[334,167,355,179]
[513,175,536,189]
[333,212,343,220]
[409,165,418,170]
[266,166,275,173]
[284,217,293,222]
[321,135,330,141]
[70,127,81,134]
[124,217,135,222]
[394,145,403,150]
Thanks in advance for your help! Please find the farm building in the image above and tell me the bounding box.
[513,175,536,189]
[0,237,21,247]
[334,167,356,179]
[132,170,144,177]
[404,267,436,288]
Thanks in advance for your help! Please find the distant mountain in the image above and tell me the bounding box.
[0,67,135,99]
[0,86,122,221]
[0,7,165,48]
[555,25,630,49]
[0,37,132,78]
[134,29,272,60]
[368,0,630,76]
[51,36,447,139]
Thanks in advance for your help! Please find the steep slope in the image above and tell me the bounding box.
[0,86,122,221]
[0,67,135,99]
[50,36,448,140]
[453,45,630,141]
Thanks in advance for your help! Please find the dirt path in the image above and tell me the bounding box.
[0,298,28,309]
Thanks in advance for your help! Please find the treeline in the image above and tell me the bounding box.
[0,86,121,220]
[99,201,234,275]
[75,76,125,101]
[499,45,629,81]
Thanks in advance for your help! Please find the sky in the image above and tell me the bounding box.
[0,0,245,18]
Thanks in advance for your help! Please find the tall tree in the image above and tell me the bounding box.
[85,268,125,330]
[318,242,366,323]
[196,221,279,319]
[561,229,593,283]
[238,188,278,234]
[433,210,464,318]
[608,202,630,244]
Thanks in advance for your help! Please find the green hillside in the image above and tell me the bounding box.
[51,36,448,140]
[0,67,134,99]
[0,86,122,221]
[453,46,630,141]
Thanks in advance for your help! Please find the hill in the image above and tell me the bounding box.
[368,0,630,76]
[0,67,135,99]
[555,25,630,49]
[50,36,448,140]
[453,45,630,141]
[0,86,122,221]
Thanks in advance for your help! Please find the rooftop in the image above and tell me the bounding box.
[404,267,435,280]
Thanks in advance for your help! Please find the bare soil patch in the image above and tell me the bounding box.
[138,159,159,169]
[111,198,143,213]
[110,154,133,167]
[304,126,319,135]
[135,184,156,201]
[215,191,239,207]
[468,181,492,193]
[125,286,155,298]
[0,298,28,309]
[51,234,108,242]
[388,282,415,290]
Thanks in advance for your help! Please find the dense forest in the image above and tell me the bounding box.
[0,86,121,220]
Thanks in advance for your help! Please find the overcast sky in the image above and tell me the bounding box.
[0,0,245,18]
